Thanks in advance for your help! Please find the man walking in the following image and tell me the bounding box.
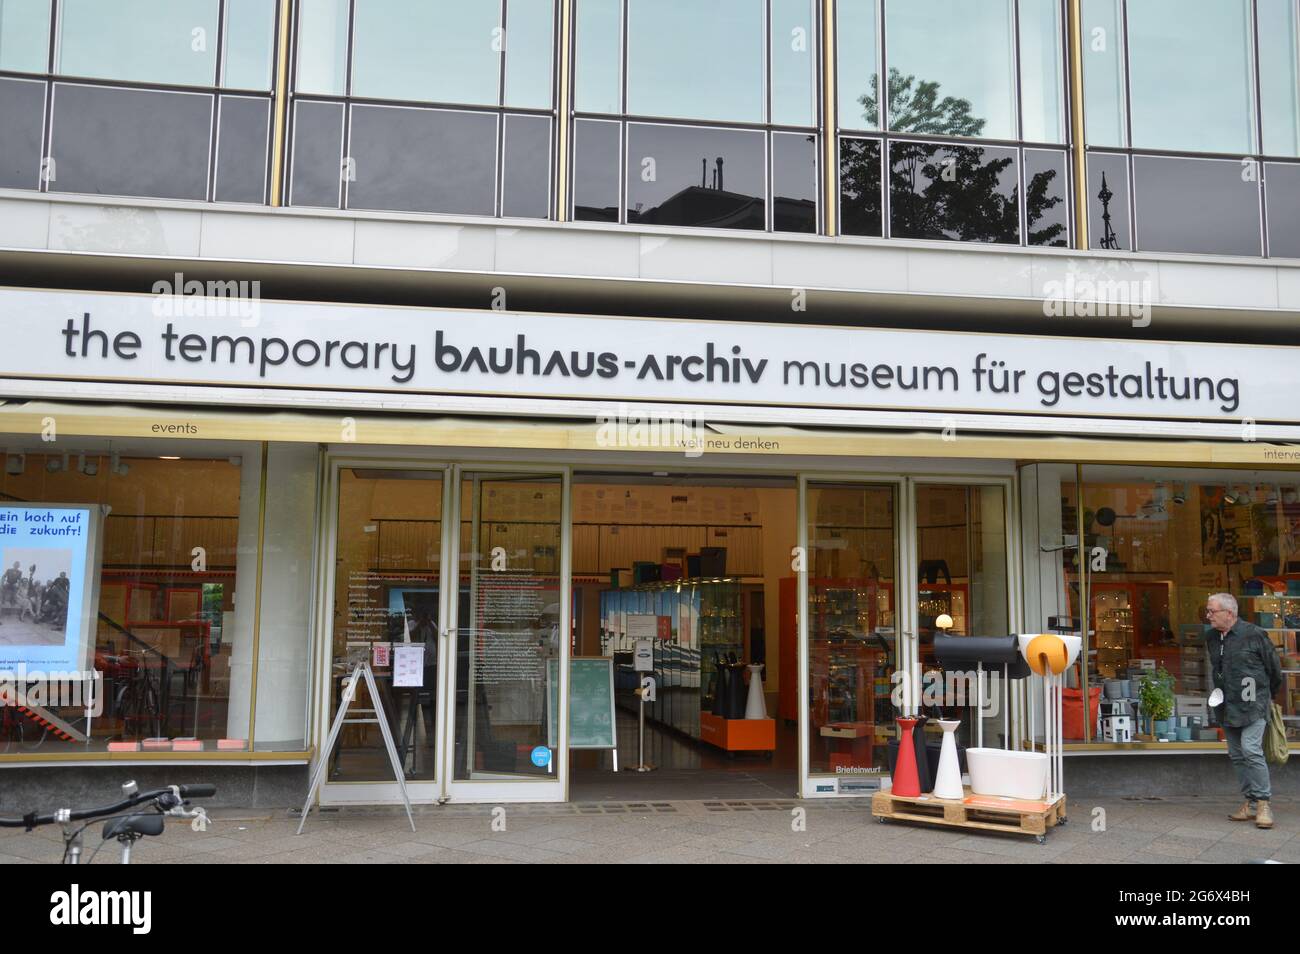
[1206,593,1283,829]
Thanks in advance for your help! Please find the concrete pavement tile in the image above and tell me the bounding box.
[453,838,569,863]
[534,837,601,854]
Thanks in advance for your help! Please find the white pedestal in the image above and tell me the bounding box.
[933,719,964,800]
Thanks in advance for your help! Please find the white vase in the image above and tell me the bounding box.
[744,663,767,719]
[932,719,964,800]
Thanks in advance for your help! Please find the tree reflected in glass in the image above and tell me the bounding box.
[839,68,1067,246]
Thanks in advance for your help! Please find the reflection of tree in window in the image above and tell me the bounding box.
[841,68,1065,245]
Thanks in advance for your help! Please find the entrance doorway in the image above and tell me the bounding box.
[567,472,798,801]
[317,462,569,805]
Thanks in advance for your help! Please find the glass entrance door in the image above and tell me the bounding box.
[443,468,569,802]
[799,478,905,796]
[319,464,453,805]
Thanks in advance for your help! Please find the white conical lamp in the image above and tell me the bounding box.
[933,719,964,799]
[744,663,767,719]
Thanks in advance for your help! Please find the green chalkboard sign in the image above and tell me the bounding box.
[547,657,617,750]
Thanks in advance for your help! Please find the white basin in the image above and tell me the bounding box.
[966,747,1049,800]
[1017,633,1082,668]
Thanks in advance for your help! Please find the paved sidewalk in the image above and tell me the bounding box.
[0,795,1294,864]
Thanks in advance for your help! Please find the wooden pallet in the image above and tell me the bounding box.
[871,787,1067,842]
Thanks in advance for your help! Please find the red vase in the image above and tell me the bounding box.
[892,717,922,797]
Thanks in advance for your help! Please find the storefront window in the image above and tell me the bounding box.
[1025,464,1300,745]
[0,444,249,754]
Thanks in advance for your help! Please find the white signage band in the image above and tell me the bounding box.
[0,287,1291,423]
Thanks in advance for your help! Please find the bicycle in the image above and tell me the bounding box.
[0,781,215,863]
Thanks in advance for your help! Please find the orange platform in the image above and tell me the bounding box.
[699,712,776,751]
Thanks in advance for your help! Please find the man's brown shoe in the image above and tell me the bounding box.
[1229,801,1257,821]
[1256,802,1274,829]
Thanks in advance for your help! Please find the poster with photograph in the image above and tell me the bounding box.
[0,504,102,673]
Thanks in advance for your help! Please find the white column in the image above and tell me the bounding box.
[225,443,264,741]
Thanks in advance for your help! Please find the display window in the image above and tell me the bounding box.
[1024,464,1300,746]
[0,440,250,755]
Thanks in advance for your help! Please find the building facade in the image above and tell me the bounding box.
[1,0,1299,806]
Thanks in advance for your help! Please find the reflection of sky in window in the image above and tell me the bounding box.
[626,124,765,213]
[627,0,764,123]
[885,0,1016,140]
[1258,0,1300,157]
[1128,0,1255,154]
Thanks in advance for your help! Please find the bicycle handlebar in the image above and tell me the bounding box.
[0,784,216,830]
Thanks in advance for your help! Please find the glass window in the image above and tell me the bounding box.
[1127,0,1255,154]
[58,0,218,87]
[0,0,50,73]
[1259,0,1300,158]
[626,123,766,229]
[1020,0,1065,143]
[1080,0,1127,147]
[347,104,498,216]
[1266,162,1300,257]
[289,99,343,208]
[773,132,817,233]
[503,0,555,109]
[295,0,349,95]
[572,117,620,221]
[1086,152,1130,251]
[771,0,817,127]
[885,0,1016,140]
[352,0,500,106]
[805,482,898,777]
[1025,148,1069,247]
[214,95,270,204]
[626,0,765,123]
[836,0,879,130]
[574,0,621,114]
[889,141,1020,243]
[0,448,250,754]
[1027,465,1300,745]
[915,484,1010,752]
[0,77,44,190]
[222,0,275,90]
[331,468,444,780]
[502,113,551,218]
[49,84,212,201]
[1133,155,1261,257]
[454,474,563,781]
[839,136,882,236]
